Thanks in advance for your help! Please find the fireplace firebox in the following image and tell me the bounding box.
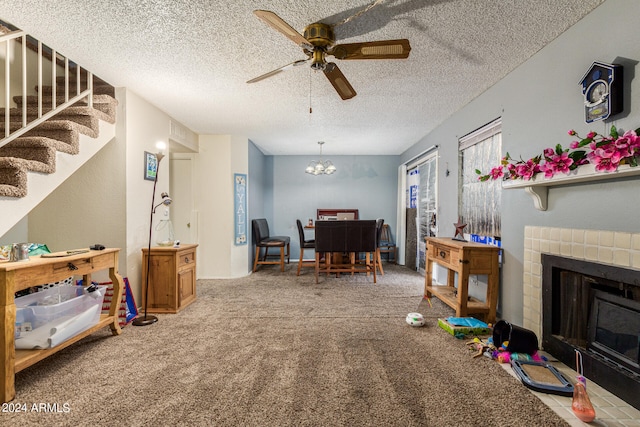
[542,254,640,410]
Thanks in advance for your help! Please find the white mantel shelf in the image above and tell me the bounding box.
[502,163,640,211]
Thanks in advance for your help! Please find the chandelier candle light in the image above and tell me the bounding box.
[133,142,172,327]
[306,141,336,175]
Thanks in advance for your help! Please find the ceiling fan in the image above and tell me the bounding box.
[247,9,411,100]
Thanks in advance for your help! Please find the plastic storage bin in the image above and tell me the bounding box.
[15,285,107,349]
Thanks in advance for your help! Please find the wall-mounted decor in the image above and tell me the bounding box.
[144,151,158,181]
[580,61,623,123]
[234,173,247,245]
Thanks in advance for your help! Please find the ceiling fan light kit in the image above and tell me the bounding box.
[306,141,336,176]
[248,8,411,100]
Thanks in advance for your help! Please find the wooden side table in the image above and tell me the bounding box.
[424,237,500,324]
[142,244,198,313]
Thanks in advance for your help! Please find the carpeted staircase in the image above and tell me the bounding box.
[0,75,117,197]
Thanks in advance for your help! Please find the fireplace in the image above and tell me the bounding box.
[542,254,640,410]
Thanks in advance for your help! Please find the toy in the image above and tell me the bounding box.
[572,350,596,422]
[494,350,543,364]
[466,337,490,358]
[406,312,425,327]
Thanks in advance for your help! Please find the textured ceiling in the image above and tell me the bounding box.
[0,0,604,155]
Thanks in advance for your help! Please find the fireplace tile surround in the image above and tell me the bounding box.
[521,226,640,422]
[522,226,640,339]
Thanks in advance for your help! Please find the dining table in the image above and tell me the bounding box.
[313,220,378,283]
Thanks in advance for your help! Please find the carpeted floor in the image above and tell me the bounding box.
[6,264,568,426]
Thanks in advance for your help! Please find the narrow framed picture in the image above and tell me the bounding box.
[144,151,158,181]
[234,173,247,245]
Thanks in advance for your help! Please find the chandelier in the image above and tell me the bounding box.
[305,141,336,175]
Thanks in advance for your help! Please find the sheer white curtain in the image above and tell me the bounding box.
[459,118,502,238]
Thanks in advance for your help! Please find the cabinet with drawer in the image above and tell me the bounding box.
[142,244,198,313]
[424,237,500,323]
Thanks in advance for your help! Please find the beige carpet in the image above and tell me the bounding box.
[8,264,568,426]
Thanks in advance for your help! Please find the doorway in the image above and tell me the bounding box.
[401,150,438,273]
[169,154,196,245]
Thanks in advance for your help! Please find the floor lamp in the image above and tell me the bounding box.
[133,149,172,326]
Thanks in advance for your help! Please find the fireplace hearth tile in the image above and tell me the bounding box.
[540,227,550,240]
[598,247,613,263]
[501,358,640,425]
[585,230,599,245]
[613,249,630,266]
[614,232,631,249]
[633,253,640,269]
[571,244,584,259]
[599,230,615,247]
[572,229,585,244]
[585,246,598,261]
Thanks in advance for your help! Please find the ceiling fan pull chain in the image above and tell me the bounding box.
[309,67,313,115]
[334,0,386,27]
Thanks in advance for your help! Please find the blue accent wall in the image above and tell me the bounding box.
[248,141,267,271]
[267,155,399,260]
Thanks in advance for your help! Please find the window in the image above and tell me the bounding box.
[459,118,502,238]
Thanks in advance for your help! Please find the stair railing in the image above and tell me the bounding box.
[1,28,93,150]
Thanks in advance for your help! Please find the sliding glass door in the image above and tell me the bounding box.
[406,152,437,273]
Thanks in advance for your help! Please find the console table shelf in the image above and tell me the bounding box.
[423,285,492,314]
[14,314,113,372]
[424,237,500,324]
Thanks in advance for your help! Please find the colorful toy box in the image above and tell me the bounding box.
[438,317,492,337]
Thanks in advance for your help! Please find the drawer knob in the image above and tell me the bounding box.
[184,257,190,263]
[439,251,446,258]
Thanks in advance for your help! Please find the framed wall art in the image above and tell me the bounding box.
[234,173,247,245]
[144,151,158,181]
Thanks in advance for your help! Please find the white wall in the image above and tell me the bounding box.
[28,132,126,282]
[0,217,27,244]
[195,134,249,278]
[123,88,181,301]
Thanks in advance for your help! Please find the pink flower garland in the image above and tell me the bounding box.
[477,126,640,181]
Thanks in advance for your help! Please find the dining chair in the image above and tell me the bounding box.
[252,218,290,272]
[373,218,385,275]
[296,219,315,275]
[379,224,397,264]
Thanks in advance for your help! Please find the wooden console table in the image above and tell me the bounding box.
[0,248,123,403]
[424,237,500,323]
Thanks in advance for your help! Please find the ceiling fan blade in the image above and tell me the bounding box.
[323,63,356,100]
[330,39,411,60]
[247,59,309,84]
[253,10,310,47]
